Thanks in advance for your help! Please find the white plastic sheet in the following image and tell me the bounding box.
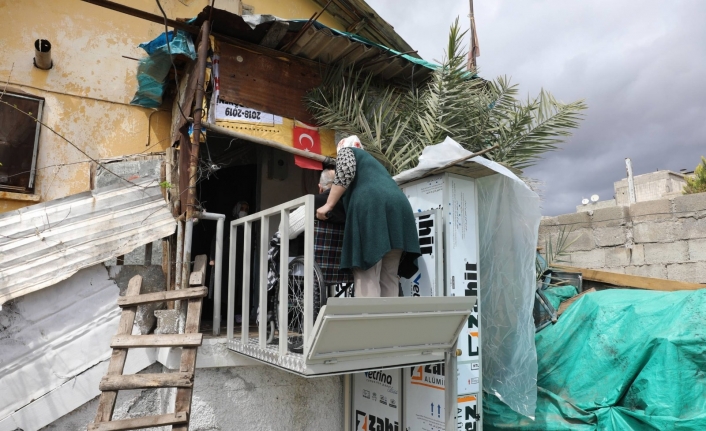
[394,138,540,418]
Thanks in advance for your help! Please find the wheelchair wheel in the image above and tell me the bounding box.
[273,257,327,354]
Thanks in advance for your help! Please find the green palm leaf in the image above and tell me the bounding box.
[305,18,587,176]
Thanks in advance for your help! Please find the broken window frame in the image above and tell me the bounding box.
[0,91,44,193]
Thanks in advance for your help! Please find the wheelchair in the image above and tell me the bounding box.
[264,220,354,353]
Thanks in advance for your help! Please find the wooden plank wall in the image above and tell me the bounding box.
[218,43,323,124]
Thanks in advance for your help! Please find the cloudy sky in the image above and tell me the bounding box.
[367,0,706,215]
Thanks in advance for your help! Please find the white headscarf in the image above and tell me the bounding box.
[336,135,363,153]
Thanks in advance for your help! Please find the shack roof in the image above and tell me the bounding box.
[191,7,436,84]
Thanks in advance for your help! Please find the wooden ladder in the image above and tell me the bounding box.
[89,275,207,431]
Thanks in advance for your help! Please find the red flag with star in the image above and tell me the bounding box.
[292,125,323,170]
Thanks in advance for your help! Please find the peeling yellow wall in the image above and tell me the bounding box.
[0,0,345,214]
[243,0,345,29]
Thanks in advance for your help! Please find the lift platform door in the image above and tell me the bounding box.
[305,297,475,372]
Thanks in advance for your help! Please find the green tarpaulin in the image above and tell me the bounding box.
[485,288,706,430]
[543,285,578,310]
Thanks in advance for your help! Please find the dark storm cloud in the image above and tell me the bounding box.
[367,0,706,215]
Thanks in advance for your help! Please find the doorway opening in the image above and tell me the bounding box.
[192,136,257,334]
[192,134,317,334]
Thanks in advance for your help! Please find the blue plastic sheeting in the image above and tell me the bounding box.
[131,31,196,108]
[485,288,706,430]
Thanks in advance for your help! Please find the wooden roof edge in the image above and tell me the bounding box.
[551,264,705,292]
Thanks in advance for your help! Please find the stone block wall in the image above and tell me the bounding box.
[539,192,706,284]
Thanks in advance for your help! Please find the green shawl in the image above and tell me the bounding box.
[340,148,421,273]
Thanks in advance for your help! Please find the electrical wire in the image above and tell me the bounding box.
[0,99,152,191]
[155,0,190,123]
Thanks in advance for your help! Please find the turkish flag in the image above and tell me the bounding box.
[292,125,323,170]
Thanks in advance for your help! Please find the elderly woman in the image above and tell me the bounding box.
[316,136,420,297]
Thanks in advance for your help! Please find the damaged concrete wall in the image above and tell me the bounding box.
[42,365,345,431]
[39,363,173,431]
[539,192,706,283]
[1,260,344,430]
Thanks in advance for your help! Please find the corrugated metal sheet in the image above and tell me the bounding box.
[306,0,418,56]
[283,24,432,83]
[193,8,435,84]
[0,180,176,305]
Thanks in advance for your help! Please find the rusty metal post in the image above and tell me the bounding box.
[186,21,210,221]
[180,21,211,294]
[177,21,210,331]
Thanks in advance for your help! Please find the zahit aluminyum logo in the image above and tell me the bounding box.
[355,410,399,431]
[410,363,445,390]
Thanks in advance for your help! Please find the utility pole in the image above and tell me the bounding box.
[468,0,480,71]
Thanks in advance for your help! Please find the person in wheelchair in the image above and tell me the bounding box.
[283,168,346,237]
[264,169,352,351]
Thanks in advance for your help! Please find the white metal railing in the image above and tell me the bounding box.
[226,195,316,359]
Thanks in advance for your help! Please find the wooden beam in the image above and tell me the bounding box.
[99,373,193,391]
[88,412,187,431]
[81,0,324,69]
[93,275,142,424]
[201,121,334,163]
[81,0,199,34]
[189,254,208,286]
[117,286,207,307]
[557,288,596,316]
[552,265,704,292]
[172,297,204,431]
[111,333,203,348]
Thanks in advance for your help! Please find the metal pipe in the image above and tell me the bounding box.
[34,39,52,70]
[179,218,194,333]
[226,222,237,341]
[174,220,184,292]
[302,195,315,358]
[200,121,335,164]
[241,221,252,343]
[343,374,351,431]
[278,209,290,356]
[258,216,270,348]
[198,211,225,336]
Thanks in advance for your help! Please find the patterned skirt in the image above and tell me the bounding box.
[313,220,353,285]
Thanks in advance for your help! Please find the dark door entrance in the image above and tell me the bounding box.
[192,138,258,333]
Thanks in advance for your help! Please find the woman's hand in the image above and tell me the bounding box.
[316,204,333,220]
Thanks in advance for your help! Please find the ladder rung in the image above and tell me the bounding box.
[99,372,193,391]
[88,412,187,431]
[117,287,207,307]
[111,333,203,348]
